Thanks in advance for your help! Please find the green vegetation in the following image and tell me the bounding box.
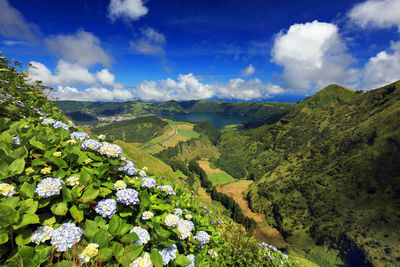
[92,116,168,143]
[207,172,236,186]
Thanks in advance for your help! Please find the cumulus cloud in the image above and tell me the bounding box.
[0,0,39,42]
[130,28,166,55]
[108,0,148,22]
[44,30,112,67]
[271,20,358,91]
[349,0,400,31]
[363,40,400,89]
[28,60,118,87]
[241,64,255,76]
[49,86,134,101]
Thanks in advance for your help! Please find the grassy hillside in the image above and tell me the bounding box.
[219,83,400,266]
[91,116,168,143]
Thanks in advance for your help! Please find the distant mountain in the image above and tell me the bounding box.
[217,82,400,266]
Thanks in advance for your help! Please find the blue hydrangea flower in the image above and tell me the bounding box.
[194,230,210,245]
[31,225,53,244]
[41,117,55,125]
[130,252,153,267]
[157,244,177,265]
[185,254,196,267]
[81,139,102,151]
[117,160,137,176]
[173,208,183,216]
[99,142,123,158]
[176,219,194,240]
[116,188,139,205]
[53,121,69,130]
[35,178,64,198]
[70,132,89,140]
[12,136,20,145]
[130,226,150,245]
[50,223,82,252]
[158,185,175,195]
[95,199,117,218]
[141,177,157,189]
[98,134,106,140]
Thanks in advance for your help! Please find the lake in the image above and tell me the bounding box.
[159,112,263,129]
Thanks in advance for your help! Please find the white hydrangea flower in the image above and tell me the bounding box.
[130,226,150,245]
[0,183,15,197]
[114,180,127,190]
[176,219,194,240]
[31,226,53,244]
[165,214,180,227]
[194,230,210,245]
[99,142,123,158]
[35,178,64,198]
[79,243,99,264]
[130,252,153,267]
[142,211,154,220]
[66,176,79,186]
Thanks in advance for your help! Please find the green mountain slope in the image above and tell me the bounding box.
[233,82,400,266]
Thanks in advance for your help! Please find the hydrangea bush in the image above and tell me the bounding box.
[0,54,299,266]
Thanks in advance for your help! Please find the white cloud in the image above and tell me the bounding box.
[349,0,400,31]
[50,86,134,101]
[130,28,166,55]
[28,60,118,87]
[108,0,148,22]
[241,64,255,76]
[44,30,112,67]
[0,0,39,42]
[363,40,400,89]
[271,20,358,91]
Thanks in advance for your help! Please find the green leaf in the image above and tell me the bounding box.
[29,138,46,150]
[0,203,19,227]
[31,158,46,166]
[19,199,38,214]
[69,205,84,222]
[90,230,113,248]
[11,146,28,160]
[120,232,139,243]
[40,213,56,226]
[83,220,98,239]
[34,245,53,264]
[0,229,8,245]
[62,185,72,202]
[175,254,192,266]
[51,202,68,216]
[150,249,164,267]
[79,166,93,185]
[13,213,39,230]
[99,187,112,197]
[80,188,98,203]
[119,245,143,266]
[110,241,124,258]
[15,229,32,246]
[20,182,36,198]
[9,158,25,176]
[98,248,113,262]
[109,214,120,236]
[47,157,67,169]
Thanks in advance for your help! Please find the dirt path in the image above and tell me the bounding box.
[217,180,287,248]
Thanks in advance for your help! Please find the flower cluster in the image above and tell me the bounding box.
[176,219,194,240]
[116,188,139,205]
[173,208,183,216]
[95,199,117,218]
[194,231,210,245]
[40,167,51,174]
[66,139,77,145]
[99,142,123,158]
[53,121,69,130]
[130,252,153,267]
[81,139,102,151]
[31,226,53,244]
[53,151,61,157]
[35,178,64,198]
[185,214,193,220]
[117,160,137,176]
[66,176,79,186]
[25,167,34,175]
[208,249,218,260]
[139,170,147,177]
[98,134,106,140]
[165,214,180,227]
[141,177,156,189]
[114,180,127,190]
[185,254,196,267]
[41,117,55,125]
[49,223,82,252]
[158,244,177,265]
[70,132,89,140]
[130,226,150,245]
[0,183,15,197]
[142,211,154,220]
[79,243,99,264]
[158,185,175,195]
[12,136,20,145]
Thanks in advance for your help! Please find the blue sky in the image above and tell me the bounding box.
[0,0,399,102]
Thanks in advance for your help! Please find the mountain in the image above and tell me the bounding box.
[219,82,400,266]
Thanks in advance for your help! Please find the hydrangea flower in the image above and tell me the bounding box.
[0,183,15,197]
[164,214,180,227]
[194,231,210,245]
[142,211,154,220]
[35,178,64,198]
[95,199,117,218]
[53,151,61,157]
[173,208,183,216]
[176,219,194,240]
[185,254,196,267]
[157,244,177,265]
[98,134,106,140]
[118,160,137,176]
[116,188,139,205]
[141,177,156,189]
[70,132,89,140]
[130,252,153,267]
[25,167,34,175]
[185,214,193,220]
[130,226,150,245]
[99,142,123,158]
[12,136,20,145]
[114,180,127,190]
[31,226,53,244]
[139,170,147,177]
[158,185,175,195]
[81,139,102,151]
[40,167,51,174]
[50,223,82,252]
[53,121,69,130]
[79,243,99,264]
[208,249,218,260]
[41,117,55,125]
[66,176,79,186]
[66,139,77,145]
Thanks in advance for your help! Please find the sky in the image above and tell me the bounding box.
[0,0,399,102]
